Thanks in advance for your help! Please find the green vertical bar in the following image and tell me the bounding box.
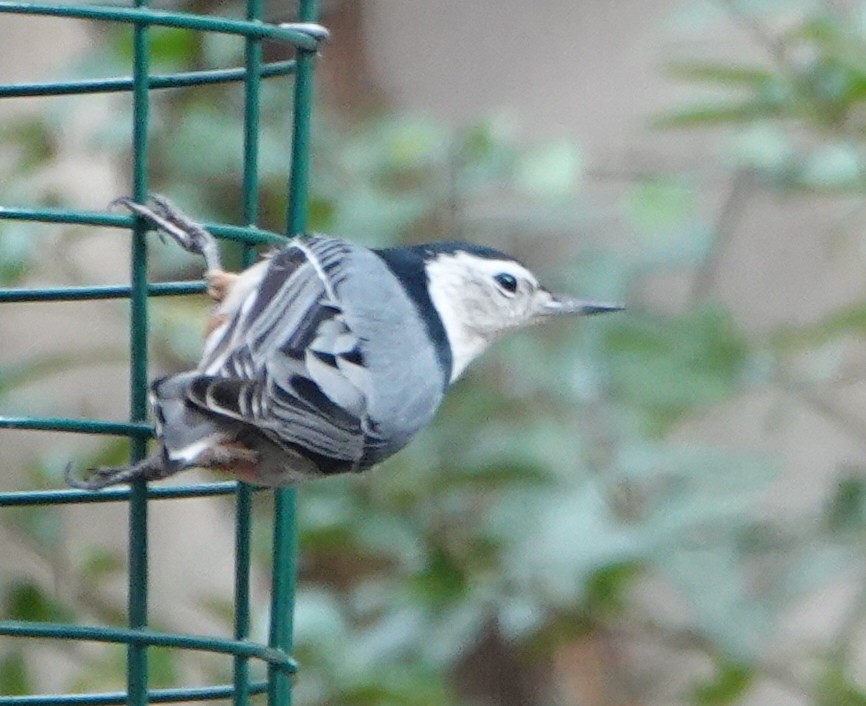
[128,1,151,705]
[233,486,253,706]
[242,0,263,231]
[270,2,319,704]
[234,0,263,703]
[268,490,297,706]
[284,1,317,236]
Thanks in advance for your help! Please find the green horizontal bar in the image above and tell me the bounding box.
[0,2,322,50]
[0,621,296,669]
[195,223,286,246]
[0,205,128,227]
[0,621,296,671]
[0,205,288,245]
[0,281,206,303]
[0,60,296,98]
[0,417,152,437]
[0,681,268,705]
[0,481,247,507]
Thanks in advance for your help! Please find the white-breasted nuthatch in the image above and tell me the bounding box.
[66,196,622,489]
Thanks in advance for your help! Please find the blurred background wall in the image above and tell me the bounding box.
[4,1,866,705]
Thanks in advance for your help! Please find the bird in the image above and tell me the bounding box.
[66,195,623,490]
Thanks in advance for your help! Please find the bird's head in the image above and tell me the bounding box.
[421,243,623,381]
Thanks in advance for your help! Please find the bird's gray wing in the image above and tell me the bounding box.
[186,236,372,465]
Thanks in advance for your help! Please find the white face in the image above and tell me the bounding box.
[425,251,563,381]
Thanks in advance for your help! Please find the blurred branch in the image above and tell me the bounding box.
[777,371,866,448]
[690,170,752,302]
[715,0,790,67]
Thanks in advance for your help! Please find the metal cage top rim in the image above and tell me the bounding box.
[0,1,326,49]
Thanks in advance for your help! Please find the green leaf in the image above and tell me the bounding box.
[148,27,199,71]
[1,120,55,173]
[342,666,455,706]
[421,597,488,665]
[458,115,517,173]
[658,547,771,658]
[3,581,73,623]
[624,178,696,233]
[772,544,853,603]
[584,562,641,614]
[293,589,348,650]
[818,664,866,706]
[198,595,235,625]
[799,143,865,188]
[772,301,866,353]
[665,61,776,87]
[514,140,582,199]
[726,124,793,172]
[0,223,37,285]
[409,546,468,606]
[81,547,125,581]
[307,195,337,231]
[492,483,643,607]
[149,647,178,689]
[693,662,755,705]
[0,651,31,696]
[826,473,866,533]
[794,14,849,46]
[385,119,449,169]
[652,101,783,128]
[604,307,749,430]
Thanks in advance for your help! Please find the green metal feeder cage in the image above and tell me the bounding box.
[0,1,324,704]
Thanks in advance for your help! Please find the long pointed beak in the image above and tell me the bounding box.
[541,294,625,317]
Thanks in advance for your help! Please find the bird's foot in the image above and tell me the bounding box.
[65,454,173,491]
[112,194,224,274]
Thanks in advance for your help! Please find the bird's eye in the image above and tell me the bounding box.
[493,272,518,295]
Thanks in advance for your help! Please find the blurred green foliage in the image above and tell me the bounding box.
[7,1,866,704]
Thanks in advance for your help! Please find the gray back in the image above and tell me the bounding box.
[334,244,448,461]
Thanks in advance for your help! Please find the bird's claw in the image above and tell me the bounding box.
[111,195,223,273]
[64,454,171,491]
[64,462,125,491]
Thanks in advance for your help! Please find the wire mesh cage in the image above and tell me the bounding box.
[0,1,324,703]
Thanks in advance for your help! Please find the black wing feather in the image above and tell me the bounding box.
[188,237,372,465]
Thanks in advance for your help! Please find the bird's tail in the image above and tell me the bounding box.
[65,372,231,490]
[151,372,241,468]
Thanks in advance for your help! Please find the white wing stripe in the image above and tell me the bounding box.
[192,238,374,465]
